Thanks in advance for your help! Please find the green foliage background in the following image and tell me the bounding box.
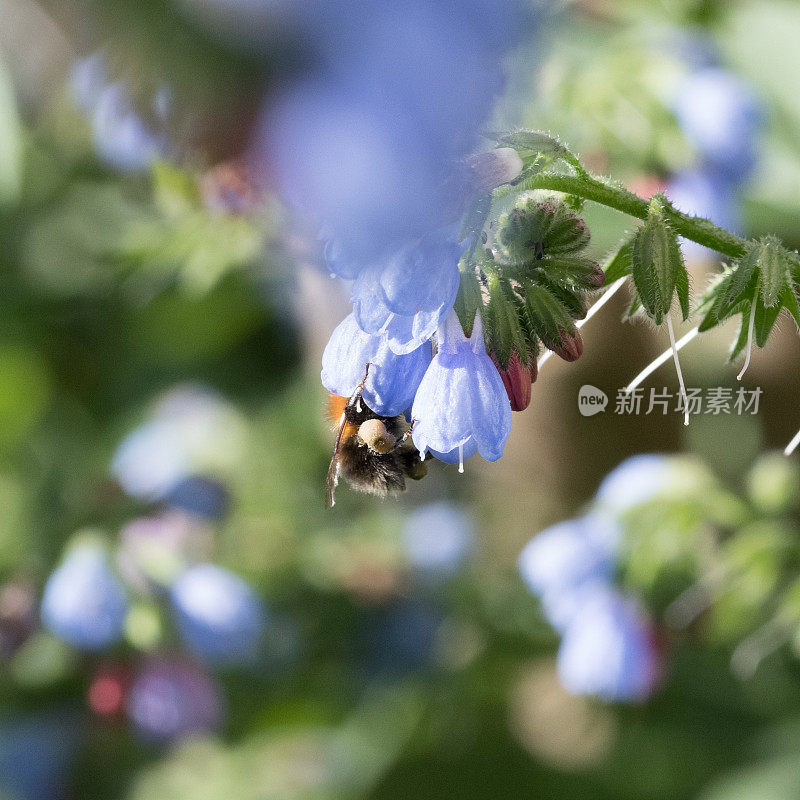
[2,1,800,798]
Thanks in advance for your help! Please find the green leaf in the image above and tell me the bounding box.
[603,240,633,283]
[499,130,569,161]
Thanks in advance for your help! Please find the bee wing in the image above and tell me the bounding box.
[325,412,347,508]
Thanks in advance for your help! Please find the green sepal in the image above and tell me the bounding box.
[759,235,792,308]
[698,268,754,332]
[453,260,484,338]
[485,274,530,369]
[782,284,800,330]
[755,291,782,348]
[532,275,587,322]
[522,283,576,346]
[675,252,691,321]
[631,195,688,325]
[730,308,753,362]
[725,242,759,305]
[532,255,601,290]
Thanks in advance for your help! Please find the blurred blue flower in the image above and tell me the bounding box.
[126,657,223,743]
[112,384,243,502]
[673,67,762,179]
[519,516,619,597]
[170,564,266,666]
[402,501,476,576]
[518,514,621,631]
[257,0,534,256]
[70,53,108,113]
[594,454,673,515]
[41,544,128,652]
[557,588,659,703]
[350,233,463,355]
[163,475,231,521]
[91,83,168,172]
[412,312,512,466]
[666,169,743,262]
[0,709,82,800]
[321,312,432,416]
[70,53,170,173]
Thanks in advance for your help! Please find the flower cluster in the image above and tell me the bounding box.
[33,386,274,746]
[321,182,604,492]
[519,458,666,703]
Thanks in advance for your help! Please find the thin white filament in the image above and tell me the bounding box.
[737,297,758,381]
[536,278,626,372]
[624,327,699,395]
[458,443,464,474]
[785,428,800,457]
[666,316,690,427]
[576,277,626,330]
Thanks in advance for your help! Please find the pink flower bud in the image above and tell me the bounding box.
[549,328,584,363]
[490,350,533,412]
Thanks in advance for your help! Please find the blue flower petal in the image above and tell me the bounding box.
[468,353,512,461]
[352,268,448,355]
[379,236,461,318]
[411,353,474,456]
[321,313,431,415]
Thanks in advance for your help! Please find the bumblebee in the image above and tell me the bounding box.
[325,367,427,508]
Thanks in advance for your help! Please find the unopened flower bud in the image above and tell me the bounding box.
[548,328,583,362]
[490,350,533,412]
[358,418,397,454]
[469,147,524,194]
[589,263,606,289]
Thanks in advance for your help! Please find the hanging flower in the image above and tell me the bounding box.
[321,313,432,415]
[411,311,512,468]
[351,233,462,355]
[556,587,661,703]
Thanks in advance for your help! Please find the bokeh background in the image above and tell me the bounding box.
[2,0,800,798]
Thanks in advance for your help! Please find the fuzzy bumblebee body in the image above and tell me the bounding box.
[325,392,426,508]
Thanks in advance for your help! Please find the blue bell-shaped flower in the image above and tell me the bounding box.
[556,587,660,703]
[352,234,462,355]
[321,313,432,416]
[411,311,511,467]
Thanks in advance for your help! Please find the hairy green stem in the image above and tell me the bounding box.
[523,172,747,260]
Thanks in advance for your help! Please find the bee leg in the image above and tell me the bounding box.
[350,363,371,413]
